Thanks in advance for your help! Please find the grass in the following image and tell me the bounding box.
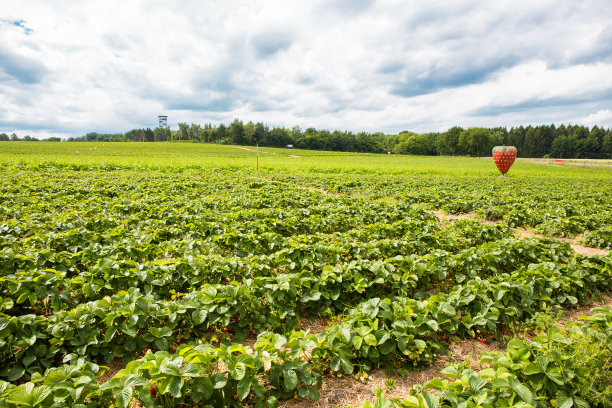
[1,141,610,180]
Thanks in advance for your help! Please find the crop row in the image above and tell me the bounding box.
[350,306,612,408]
[269,173,612,245]
[0,238,591,381]
[1,219,522,314]
[0,254,609,407]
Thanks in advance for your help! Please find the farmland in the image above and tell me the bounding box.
[0,142,611,407]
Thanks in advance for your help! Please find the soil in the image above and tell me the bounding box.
[430,210,609,256]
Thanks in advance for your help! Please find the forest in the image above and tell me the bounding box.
[3,120,611,158]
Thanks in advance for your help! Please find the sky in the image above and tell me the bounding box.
[1,0,612,139]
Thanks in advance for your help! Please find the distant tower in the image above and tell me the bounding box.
[158,115,168,128]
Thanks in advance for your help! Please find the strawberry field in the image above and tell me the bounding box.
[0,143,610,407]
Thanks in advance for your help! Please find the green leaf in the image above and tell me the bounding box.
[468,375,487,392]
[352,335,363,350]
[232,362,247,380]
[182,363,203,377]
[211,373,226,389]
[251,378,266,398]
[160,361,181,376]
[556,390,573,408]
[193,377,214,399]
[426,320,439,330]
[237,377,251,400]
[523,363,543,375]
[341,359,354,374]
[7,383,51,407]
[440,365,462,379]
[414,339,426,349]
[168,376,183,398]
[309,387,320,400]
[422,390,440,408]
[120,325,137,337]
[378,340,396,355]
[339,326,352,343]
[192,309,207,325]
[6,366,25,382]
[267,395,279,408]
[116,387,133,408]
[545,368,565,385]
[440,303,456,316]
[364,334,377,346]
[573,397,589,408]
[331,357,341,372]
[22,355,37,368]
[509,377,533,404]
[284,369,298,391]
[122,374,147,388]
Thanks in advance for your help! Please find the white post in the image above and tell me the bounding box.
[256,144,259,176]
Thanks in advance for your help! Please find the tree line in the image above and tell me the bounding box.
[4,121,612,158]
[0,133,61,142]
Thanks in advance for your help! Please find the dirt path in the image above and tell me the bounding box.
[258,179,609,257]
[261,177,334,196]
[280,295,611,408]
[430,210,609,256]
[231,145,301,157]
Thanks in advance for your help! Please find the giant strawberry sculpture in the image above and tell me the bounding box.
[492,146,517,175]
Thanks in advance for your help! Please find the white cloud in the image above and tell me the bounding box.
[1,0,612,138]
[580,109,612,127]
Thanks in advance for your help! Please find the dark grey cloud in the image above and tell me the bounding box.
[321,0,375,16]
[570,23,612,65]
[470,90,612,117]
[376,59,404,74]
[0,48,47,84]
[390,58,513,97]
[165,96,235,112]
[250,30,293,58]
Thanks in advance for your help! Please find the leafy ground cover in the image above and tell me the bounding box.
[0,143,610,407]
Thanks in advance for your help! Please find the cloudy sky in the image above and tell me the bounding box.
[2,0,612,139]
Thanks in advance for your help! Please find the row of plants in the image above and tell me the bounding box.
[1,219,524,316]
[269,173,612,245]
[1,236,574,362]
[0,254,609,406]
[349,306,612,408]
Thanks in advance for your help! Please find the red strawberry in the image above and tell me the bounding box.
[492,146,517,175]
[150,387,156,395]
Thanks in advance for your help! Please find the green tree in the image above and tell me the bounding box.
[550,135,578,158]
[0,133,9,141]
[228,119,245,144]
[144,128,154,142]
[244,122,256,145]
[602,130,612,158]
[394,133,431,155]
[436,126,463,155]
[254,122,268,144]
[458,128,495,157]
[153,127,170,142]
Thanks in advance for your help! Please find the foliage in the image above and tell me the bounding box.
[0,145,610,407]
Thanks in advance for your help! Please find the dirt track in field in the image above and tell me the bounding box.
[430,210,609,256]
[279,295,611,408]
